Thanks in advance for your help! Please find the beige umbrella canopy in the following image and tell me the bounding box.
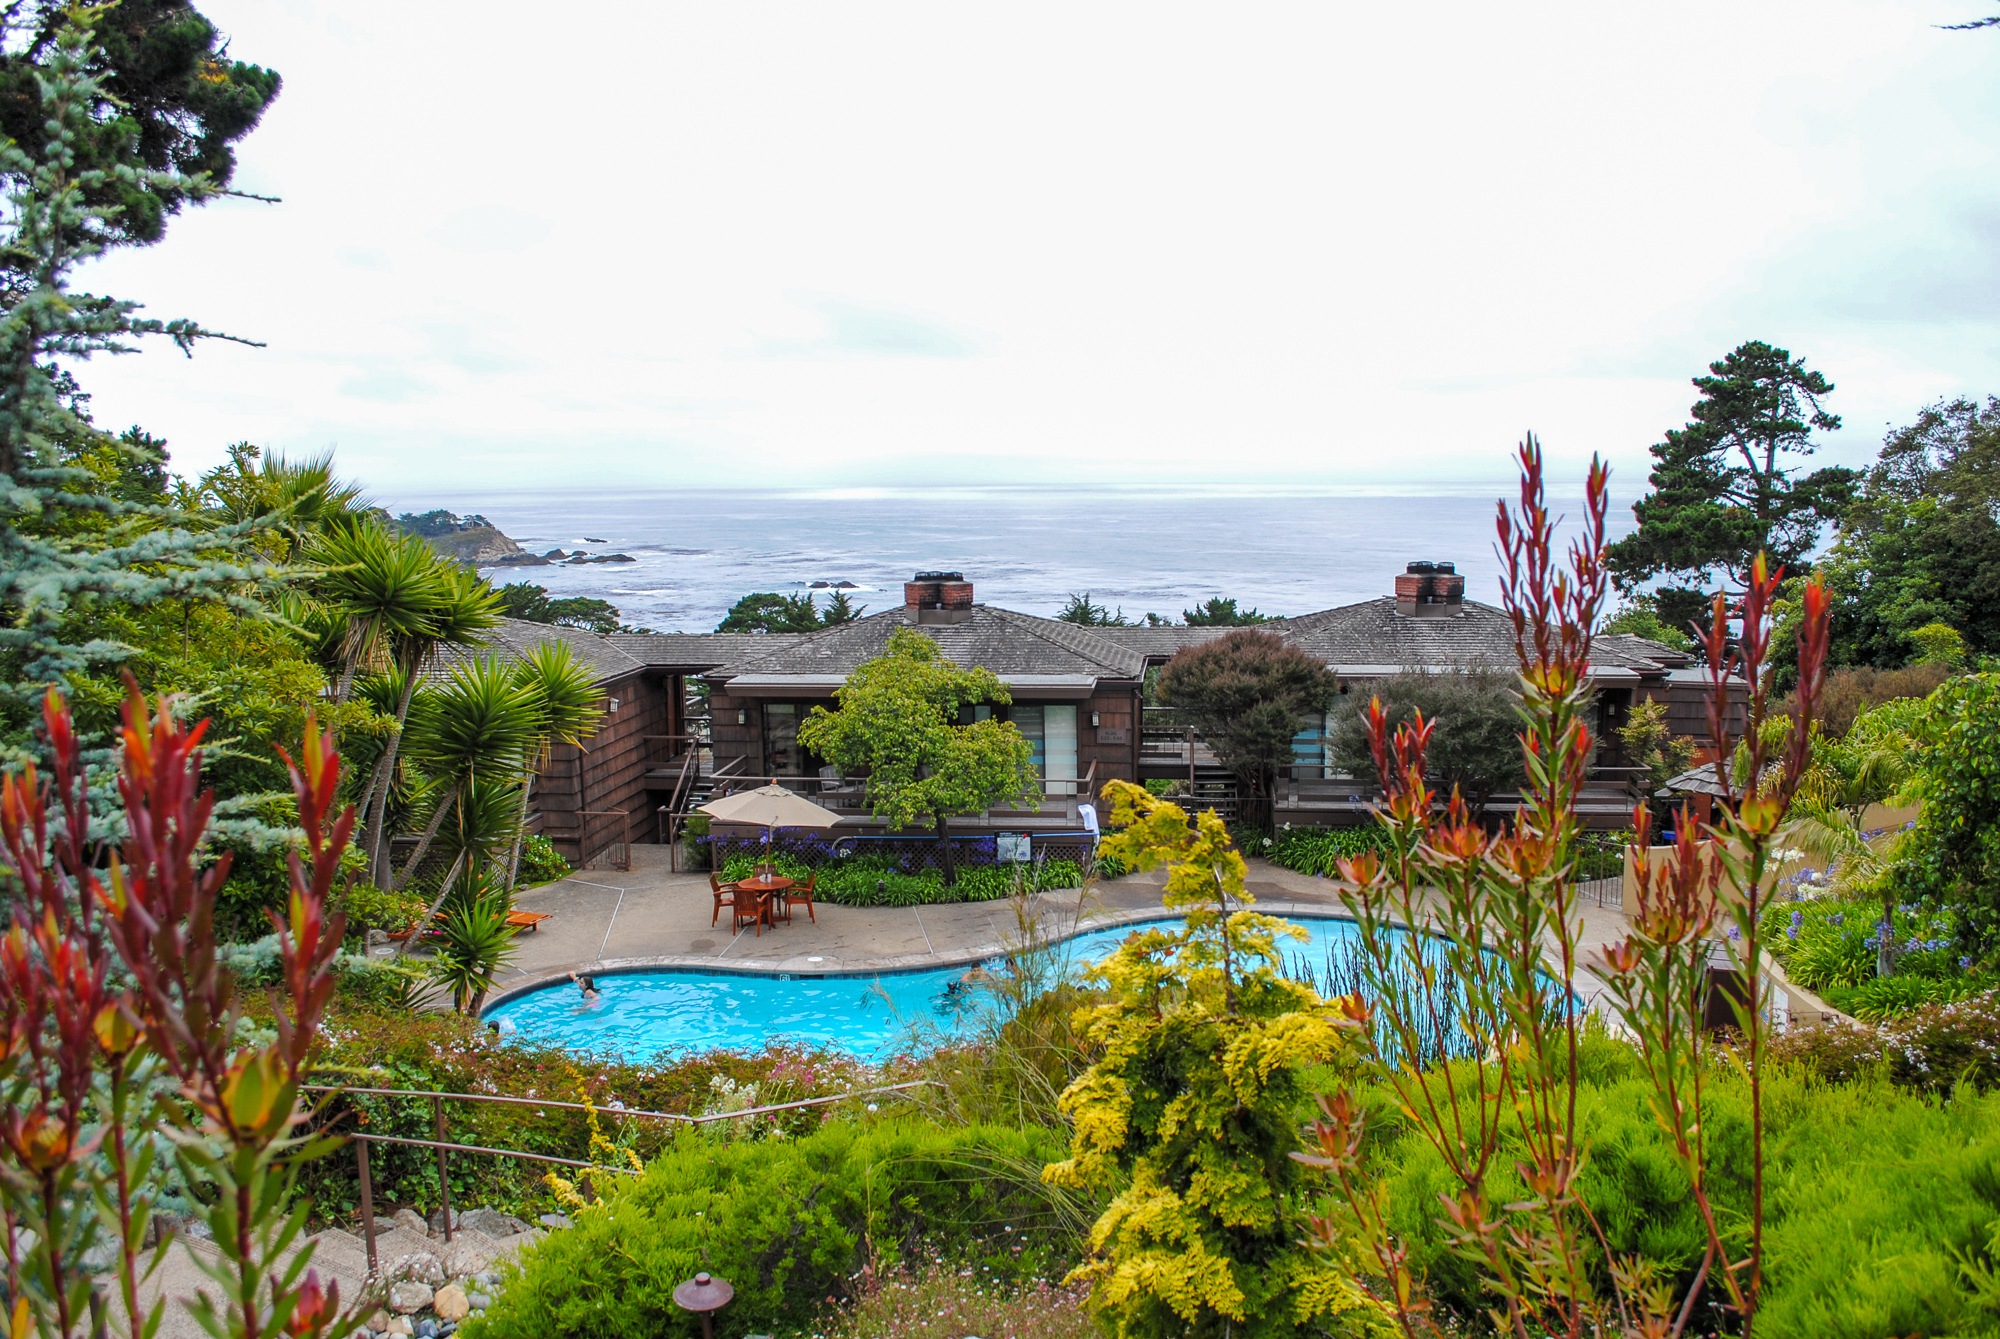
[698,784,844,864]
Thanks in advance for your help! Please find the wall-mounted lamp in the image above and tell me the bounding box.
[1089,711,1101,728]
[736,708,749,726]
[607,697,620,713]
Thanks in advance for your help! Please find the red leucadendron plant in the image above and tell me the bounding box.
[0,684,354,1339]
[1294,437,1830,1339]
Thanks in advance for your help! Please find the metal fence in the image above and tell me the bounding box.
[579,808,631,872]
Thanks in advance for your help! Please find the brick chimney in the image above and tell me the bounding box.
[1395,561,1465,618]
[906,571,973,625]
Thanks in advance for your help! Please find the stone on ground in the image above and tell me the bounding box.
[433,1283,471,1322]
[389,1280,434,1314]
[390,1209,429,1237]
[457,1208,532,1237]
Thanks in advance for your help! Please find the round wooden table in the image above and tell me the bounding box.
[736,875,792,929]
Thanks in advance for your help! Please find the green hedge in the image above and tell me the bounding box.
[1263,824,1391,877]
[462,1120,1079,1339]
[718,853,1090,907]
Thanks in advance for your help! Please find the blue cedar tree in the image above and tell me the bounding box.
[0,13,276,760]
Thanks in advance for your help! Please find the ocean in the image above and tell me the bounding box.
[399,485,1636,634]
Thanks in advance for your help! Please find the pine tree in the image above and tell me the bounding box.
[1607,340,1857,619]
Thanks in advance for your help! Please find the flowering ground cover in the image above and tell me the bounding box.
[1764,892,1996,1019]
[808,1267,1093,1339]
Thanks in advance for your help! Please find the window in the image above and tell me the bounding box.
[764,704,802,775]
[1013,704,1079,796]
[1292,711,1331,781]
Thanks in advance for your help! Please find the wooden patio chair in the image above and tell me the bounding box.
[709,872,741,928]
[775,871,816,925]
[730,882,768,937]
[506,910,553,933]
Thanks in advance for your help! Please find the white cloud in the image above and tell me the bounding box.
[62,0,2000,495]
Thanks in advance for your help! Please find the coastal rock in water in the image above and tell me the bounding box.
[382,508,545,567]
[567,552,635,564]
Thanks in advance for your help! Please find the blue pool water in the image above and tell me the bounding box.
[483,915,1367,1061]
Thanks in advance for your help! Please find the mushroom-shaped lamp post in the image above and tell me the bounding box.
[673,1271,735,1339]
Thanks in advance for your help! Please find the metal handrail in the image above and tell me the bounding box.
[315,1079,939,1274]
[305,1082,694,1124]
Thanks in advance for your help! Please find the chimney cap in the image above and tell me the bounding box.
[1432,560,1456,574]
[913,570,964,582]
[1405,560,1436,574]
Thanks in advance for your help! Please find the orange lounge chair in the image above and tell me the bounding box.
[506,910,553,933]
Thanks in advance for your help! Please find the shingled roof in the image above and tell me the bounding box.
[431,618,646,683]
[1263,598,1689,678]
[723,604,1147,680]
[605,631,808,671]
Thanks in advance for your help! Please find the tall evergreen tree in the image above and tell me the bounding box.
[1607,341,1857,623]
[0,0,279,287]
[0,12,276,758]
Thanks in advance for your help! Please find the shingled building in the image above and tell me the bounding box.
[486,565,1711,862]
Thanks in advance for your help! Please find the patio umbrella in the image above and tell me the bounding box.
[698,784,843,866]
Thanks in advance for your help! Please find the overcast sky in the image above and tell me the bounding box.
[68,1,2000,497]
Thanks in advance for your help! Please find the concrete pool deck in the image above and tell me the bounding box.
[482,845,1638,1009]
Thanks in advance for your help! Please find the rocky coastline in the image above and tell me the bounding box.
[384,509,635,568]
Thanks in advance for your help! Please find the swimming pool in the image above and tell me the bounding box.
[482,915,1372,1061]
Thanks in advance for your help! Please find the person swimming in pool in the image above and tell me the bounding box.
[569,972,603,1007]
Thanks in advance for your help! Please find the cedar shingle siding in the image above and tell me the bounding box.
[467,579,1719,855]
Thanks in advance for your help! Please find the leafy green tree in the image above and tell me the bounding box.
[717,590,823,633]
[1329,666,1524,814]
[1607,341,1856,615]
[1044,782,1387,1338]
[1182,596,1269,626]
[0,13,274,754]
[1814,397,2000,668]
[1891,673,2000,959]
[1056,592,1129,626]
[1613,695,1694,796]
[1599,594,1694,652]
[796,627,1037,883]
[494,581,623,634]
[1156,631,1339,800]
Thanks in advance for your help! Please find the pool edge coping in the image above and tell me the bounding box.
[480,900,1354,1016]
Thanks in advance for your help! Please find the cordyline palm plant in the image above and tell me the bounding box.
[358,561,503,887]
[429,878,520,1015]
[1294,437,1831,1339]
[390,655,537,893]
[503,641,605,891]
[306,518,446,705]
[0,685,353,1339]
